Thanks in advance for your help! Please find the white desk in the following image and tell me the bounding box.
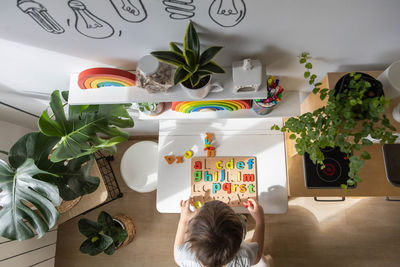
[156,118,288,214]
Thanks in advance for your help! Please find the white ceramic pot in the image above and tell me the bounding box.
[377,60,400,99]
[181,76,224,99]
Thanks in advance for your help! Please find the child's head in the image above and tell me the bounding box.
[188,200,243,267]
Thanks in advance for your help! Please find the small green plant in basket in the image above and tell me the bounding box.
[78,211,128,256]
[273,52,397,188]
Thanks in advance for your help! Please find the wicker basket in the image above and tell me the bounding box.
[113,214,136,248]
[57,197,82,214]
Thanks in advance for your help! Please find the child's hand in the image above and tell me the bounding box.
[179,199,197,223]
[247,199,264,224]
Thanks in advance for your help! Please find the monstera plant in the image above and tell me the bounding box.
[0,90,133,241]
[39,90,133,162]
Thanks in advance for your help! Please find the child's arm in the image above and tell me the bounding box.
[174,199,197,264]
[247,199,265,264]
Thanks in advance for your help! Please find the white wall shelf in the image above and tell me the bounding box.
[68,67,278,105]
[137,91,300,120]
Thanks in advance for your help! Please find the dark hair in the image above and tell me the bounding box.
[187,200,243,267]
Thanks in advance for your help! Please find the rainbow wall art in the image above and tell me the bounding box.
[78,68,136,89]
[172,100,252,113]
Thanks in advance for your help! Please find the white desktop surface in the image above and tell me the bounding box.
[156,118,288,214]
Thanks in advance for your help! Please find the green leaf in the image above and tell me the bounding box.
[80,234,114,256]
[98,211,114,229]
[199,46,223,66]
[199,61,225,74]
[78,211,129,256]
[0,159,60,241]
[361,151,371,160]
[305,63,312,69]
[78,218,102,238]
[39,90,132,162]
[289,134,296,140]
[190,73,202,87]
[150,51,186,67]
[304,71,310,78]
[361,138,373,146]
[169,42,182,54]
[299,58,306,64]
[184,21,200,57]
[103,244,116,255]
[184,48,197,68]
[61,91,69,102]
[38,110,65,137]
[8,132,100,201]
[173,67,191,85]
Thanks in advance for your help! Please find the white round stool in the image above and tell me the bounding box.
[120,141,158,193]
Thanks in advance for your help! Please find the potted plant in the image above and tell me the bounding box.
[0,90,133,241]
[78,211,135,256]
[151,21,225,99]
[274,53,397,188]
[137,102,165,116]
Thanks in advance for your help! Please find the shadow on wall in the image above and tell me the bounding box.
[0,83,47,129]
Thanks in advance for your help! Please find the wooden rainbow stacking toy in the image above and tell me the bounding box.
[78,68,136,89]
[171,100,251,113]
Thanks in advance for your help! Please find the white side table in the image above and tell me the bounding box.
[120,141,158,193]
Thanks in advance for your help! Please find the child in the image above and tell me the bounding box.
[174,199,265,267]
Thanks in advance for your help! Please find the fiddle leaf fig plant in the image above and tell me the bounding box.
[79,211,128,256]
[274,52,397,188]
[0,158,61,241]
[151,21,225,88]
[38,90,133,162]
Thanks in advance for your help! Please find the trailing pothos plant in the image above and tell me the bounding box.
[78,211,128,256]
[151,21,225,88]
[0,90,133,241]
[273,52,397,188]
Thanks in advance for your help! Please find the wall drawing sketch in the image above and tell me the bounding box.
[68,0,115,39]
[163,0,195,20]
[109,0,147,23]
[17,0,65,34]
[209,0,246,27]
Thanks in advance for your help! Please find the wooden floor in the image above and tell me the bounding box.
[56,140,400,267]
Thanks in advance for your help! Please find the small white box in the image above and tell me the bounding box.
[232,59,263,93]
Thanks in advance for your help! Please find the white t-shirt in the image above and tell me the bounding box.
[174,241,259,267]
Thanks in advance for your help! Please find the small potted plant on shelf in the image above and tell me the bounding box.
[137,102,165,116]
[78,211,135,256]
[274,52,397,188]
[151,21,225,99]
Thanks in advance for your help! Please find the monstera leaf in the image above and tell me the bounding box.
[0,159,60,241]
[38,90,133,162]
[8,132,100,201]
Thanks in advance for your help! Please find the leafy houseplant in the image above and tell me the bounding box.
[274,53,397,188]
[78,211,135,256]
[0,90,133,241]
[137,102,164,116]
[151,21,225,89]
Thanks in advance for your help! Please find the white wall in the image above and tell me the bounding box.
[0,0,399,134]
[0,120,35,162]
